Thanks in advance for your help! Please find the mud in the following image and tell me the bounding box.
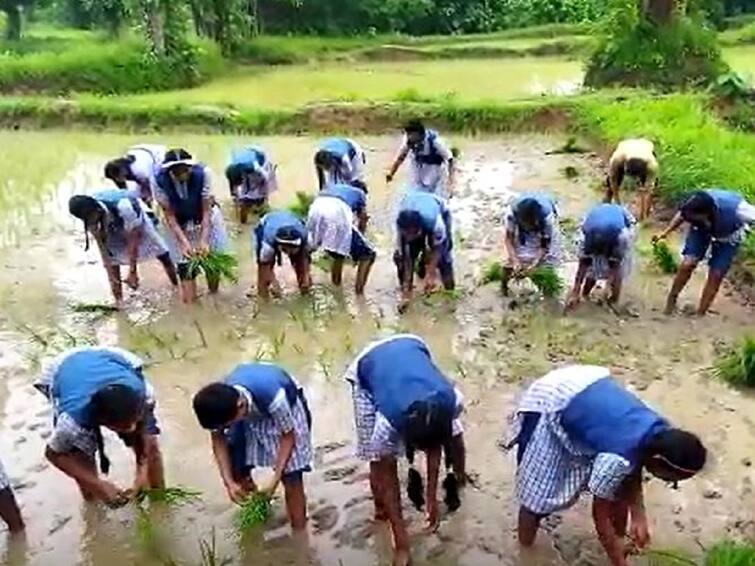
[0,131,754,565]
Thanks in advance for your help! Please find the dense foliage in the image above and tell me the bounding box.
[585,0,729,89]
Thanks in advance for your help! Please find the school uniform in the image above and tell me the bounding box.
[321,184,367,217]
[222,364,313,481]
[344,335,464,461]
[401,130,453,198]
[126,144,166,201]
[254,210,309,265]
[394,191,454,284]
[35,347,159,464]
[579,204,636,282]
[226,146,278,205]
[317,138,366,189]
[509,365,668,515]
[154,165,228,267]
[608,139,658,191]
[681,189,755,274]
[90,189,169,265]
[307,194,375,262]
[503,193,562,267]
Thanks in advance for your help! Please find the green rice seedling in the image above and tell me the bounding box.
[70,303,120,314]
[562,165,580,180]
[313,255,334,272]
[271,331,286,357]
[234,493,272,533]
[644,548,697,566]
[136,508,158,554]
[135,486,202,507]
[186,252,239,284]
[714,336,755,388]
[704,541,755,565]
[198,528,233,566]
[528,266,564,298]
[286,191,315,219]
[651,240,679,274]
[480,260,503,284]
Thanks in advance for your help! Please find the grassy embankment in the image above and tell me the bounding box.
[0,26,225,94]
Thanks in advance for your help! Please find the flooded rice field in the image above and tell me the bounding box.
[0,131,754,565]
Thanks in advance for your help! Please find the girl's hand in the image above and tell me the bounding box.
[225,481,252,505]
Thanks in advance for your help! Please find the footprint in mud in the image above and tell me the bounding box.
[322,465,360,483]
[48,515,72,535]
[314,440,349,460]
[310,504,339,534]
[343,494,372,510]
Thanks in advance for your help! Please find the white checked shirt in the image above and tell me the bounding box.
[512,366,635,515]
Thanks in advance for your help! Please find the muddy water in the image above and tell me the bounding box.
[0,131,754,566]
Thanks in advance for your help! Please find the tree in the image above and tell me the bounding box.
[585,0,729,88]
[1,0,35,40]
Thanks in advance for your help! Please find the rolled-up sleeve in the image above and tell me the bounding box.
[588,452,633,500]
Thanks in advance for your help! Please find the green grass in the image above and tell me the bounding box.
[125,56,582,109]
[704,541,755,565]
[574,93,755,205]
[0,36,224,95]
[714,336,755,388]
[480,260,504,284]
[720,22,755,46]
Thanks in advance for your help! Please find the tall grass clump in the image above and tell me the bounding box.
[0,37,223,94]
[714,336,755,388]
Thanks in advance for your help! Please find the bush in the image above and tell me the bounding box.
[585,2,729,90]
[719,21,755,45]
[0,36,224,94]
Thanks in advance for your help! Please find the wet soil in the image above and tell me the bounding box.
[0,132,753,566]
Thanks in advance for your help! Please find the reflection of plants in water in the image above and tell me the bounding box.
[136,508,159,556]
[317,349,333,379]
[127,322,209,363]
[455,362,468,380]
[271,330,286,358]
[16,322,95,371]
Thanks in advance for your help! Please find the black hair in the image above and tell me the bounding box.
[314,150,337,169]
[163,148,193,170]
[397,209,423,231]
[193,383,240,430]
[680,191,716,222]
[69,195,106,251]
[350,179,368,193]
[403,398,453,451]
[91,384,144,427]
[515,198,545,233]
[646,428,707,478]
[404,119,426,136]
[103,156,135,185]
[225,163,243,185]
[69,195,102,222]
